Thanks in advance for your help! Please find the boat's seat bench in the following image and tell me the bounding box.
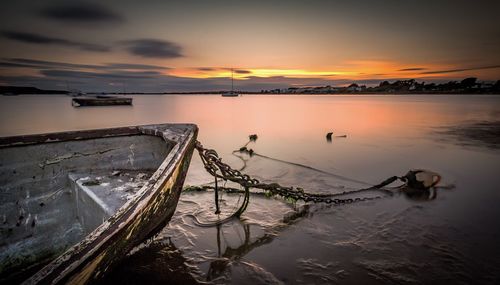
[68,170,152,233]
[0,170,153,278]
[0,124,196,283]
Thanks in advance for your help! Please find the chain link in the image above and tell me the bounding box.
[195,141,393,206]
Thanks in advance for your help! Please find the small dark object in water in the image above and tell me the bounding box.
[31,219,36,228]
[326,132,347,141]
[326,132,333,142]
[249,134,258,142]
[39,202,45,207]
[248,149,254,156]
[82,180,101,186]
[239,146,247,152]
[401,169,441,190]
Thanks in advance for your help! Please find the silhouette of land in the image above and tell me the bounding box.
[259,78,500,94]
[2,77,499,95]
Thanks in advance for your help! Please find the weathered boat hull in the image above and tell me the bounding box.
[0,124,197,284]
[71,97,132,107]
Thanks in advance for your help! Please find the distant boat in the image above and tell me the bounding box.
[0,124,198,284]
[72,95,133,107]
[67,89,83,97]
[221,68,239,97]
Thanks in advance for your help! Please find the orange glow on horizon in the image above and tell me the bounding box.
[169,68,356,79]
[165,60,473,82]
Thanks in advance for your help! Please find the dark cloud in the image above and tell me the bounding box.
[121,39,183,58]
[2,31,68,44]
[1,31,110,52]
[40,2,123,23]
[197,67,215,71]
[234,69,251,74]
[420,65,500,75]
[3,58,101,69]
[399,67,427,71]
[0,62,42,69]
[104,63,168,70]
[41,69,162,80]
[0,75,81,89]
[1,58,168,71]
[77,44,110,52]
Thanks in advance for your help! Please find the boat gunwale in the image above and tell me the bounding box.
[0,126,142,148]
[0,123,198,284]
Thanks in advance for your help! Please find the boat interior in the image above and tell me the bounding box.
[0,133,174,280]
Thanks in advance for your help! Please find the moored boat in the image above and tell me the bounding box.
[0,124,198,284]
[221,68,239,97]
[71,96,133,107]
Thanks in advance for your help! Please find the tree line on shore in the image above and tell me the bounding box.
[260,78,500,94]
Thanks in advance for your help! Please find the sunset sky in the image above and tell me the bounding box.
[1,0,499,92]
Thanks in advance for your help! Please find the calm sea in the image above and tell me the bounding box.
[1,94,500,284]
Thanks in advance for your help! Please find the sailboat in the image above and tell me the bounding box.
[221,68,239,97]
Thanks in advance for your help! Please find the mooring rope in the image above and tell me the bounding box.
[188,135,448,227]
[234,147,371,186]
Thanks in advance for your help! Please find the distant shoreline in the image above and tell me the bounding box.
[3,92,500,96]
[2,76,500,96]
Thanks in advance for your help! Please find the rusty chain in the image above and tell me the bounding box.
[194,141,398,213]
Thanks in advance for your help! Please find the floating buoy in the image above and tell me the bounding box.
[402,169,441,190]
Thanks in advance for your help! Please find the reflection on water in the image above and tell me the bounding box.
[435,120,500,150]
[103,192,311,284]
[97,237,199,285]
[1,94,500,283]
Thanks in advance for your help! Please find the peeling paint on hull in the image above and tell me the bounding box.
[0,124,198,284]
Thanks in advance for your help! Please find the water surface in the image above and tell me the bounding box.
[1,94,499,284]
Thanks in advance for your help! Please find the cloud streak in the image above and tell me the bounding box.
[1,31,110,52]
[2,58,498,93]
[104,63,169,70]
[121,39,183,58]
[0,58,169,71]
[399,67,426,71]
[234,69,251,74]
[40,69,162,80]
[3,58,101,69]
[40,2,124,23]
[420,65,500,75]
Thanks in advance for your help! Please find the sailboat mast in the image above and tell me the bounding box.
[231,68,234,92]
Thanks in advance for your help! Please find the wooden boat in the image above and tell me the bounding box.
[71,96,133,107]
[0,124,198,284]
